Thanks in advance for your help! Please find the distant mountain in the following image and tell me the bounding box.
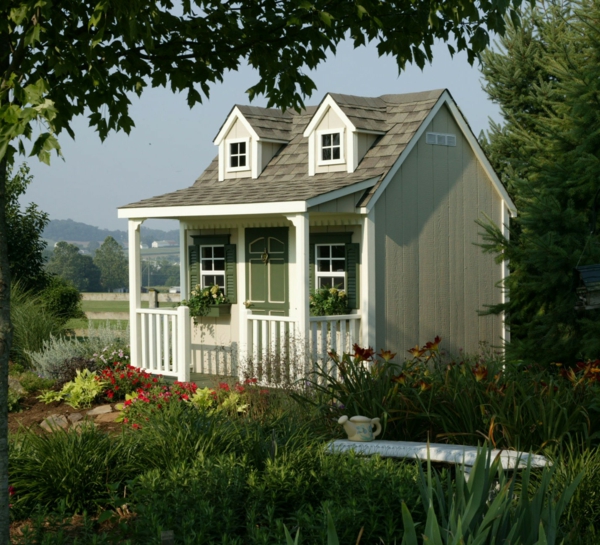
[43,219,179,246]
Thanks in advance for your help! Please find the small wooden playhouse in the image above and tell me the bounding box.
[118,89,516,381]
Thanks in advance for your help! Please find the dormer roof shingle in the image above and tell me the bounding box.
[121,89,445,209]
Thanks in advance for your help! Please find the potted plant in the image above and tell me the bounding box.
[182,284,231,322]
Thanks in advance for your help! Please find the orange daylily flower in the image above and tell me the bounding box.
[418,380,432,392]
[472,364,488,382]
[408,345,423,358]
[379,349,397,362]
[353,344,375,361]
[392,373,407,385]
[424,336,442,352]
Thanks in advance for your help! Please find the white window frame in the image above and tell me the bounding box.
[227,137,250,172]
[200,244,226,293]
[317,129,345,166]
[315,243,346,290]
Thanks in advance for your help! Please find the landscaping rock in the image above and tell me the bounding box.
[71,420,95,431]
[40,415,68,432]
[95,412,121,423]
[68,413,83,423]
[87,405,112,416]
[8,377,25,396]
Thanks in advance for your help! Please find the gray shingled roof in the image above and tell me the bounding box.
[121,89,444,210]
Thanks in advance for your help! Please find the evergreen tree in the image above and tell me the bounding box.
[94,236,128,292]
[479,1,600,364]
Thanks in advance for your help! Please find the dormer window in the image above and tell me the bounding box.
[318,130,344,165]
[228,138,249,171]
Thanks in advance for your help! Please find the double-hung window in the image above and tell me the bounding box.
[309,233,360,309]
[315,244,346,290]
[189,235,237,302]
[200,245,226,291]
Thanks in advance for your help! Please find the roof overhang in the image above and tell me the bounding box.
[306,177,379,209]
[361,90,517,217]
[118,201,308,220]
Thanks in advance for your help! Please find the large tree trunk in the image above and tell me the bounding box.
[0,155,11,544]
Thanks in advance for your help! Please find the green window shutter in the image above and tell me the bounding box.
[345,243,360,309]
[189,245,200,297]
[309,242,316,293]
[224,244,237,303]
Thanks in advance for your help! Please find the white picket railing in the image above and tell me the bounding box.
[309,314,361,371]
[247,315,297,362]
[245,313,361,381]
[137,306,190,382]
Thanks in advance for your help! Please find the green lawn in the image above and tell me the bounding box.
[66,318,129,330]
[81,300,178,313]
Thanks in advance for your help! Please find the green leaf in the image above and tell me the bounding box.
[400,502,418,545]
[319,11,333,26]
[326,509,339,545]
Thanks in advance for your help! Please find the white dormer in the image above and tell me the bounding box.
[303,95,385,176]
[213,107,287,181]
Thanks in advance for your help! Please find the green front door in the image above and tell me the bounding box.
[246,228,289,315]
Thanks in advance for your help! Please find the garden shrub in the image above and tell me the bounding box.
[303,340,600,452]
[126,413,422,545]
[29,322,128,380]
[17,371,55,394]
[9,425,135,517]
[38,369,106,409]
[39,276,85,325]
[10,282,64,367]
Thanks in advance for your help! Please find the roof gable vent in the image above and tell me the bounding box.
[426,132,456,147]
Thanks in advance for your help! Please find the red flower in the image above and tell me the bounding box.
[107,391,114,399]
[244,378,258,385]
[132,423,141,430]
[8,486,15,497]
[219,382,230,392]
[235,384,245,393]
[352,344,375,361]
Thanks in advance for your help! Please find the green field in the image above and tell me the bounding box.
[81,300,178,313]
[66,318,129,330]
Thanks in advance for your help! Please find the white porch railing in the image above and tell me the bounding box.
[137,306,190,382]
[246,315,297,382]
[245,313,361,381]
[309,314,361,371]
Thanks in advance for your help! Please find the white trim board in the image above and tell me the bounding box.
[361,91,517,216]
[214,106,259,145]
[303,94,357,137]
[306,177,379,208]
[118,201,307,219]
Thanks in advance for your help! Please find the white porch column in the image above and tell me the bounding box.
[179,222,188,300]
[128,219,144,367]
[237,226,248,377]
[287,213,310,350]
[361,209,376,349]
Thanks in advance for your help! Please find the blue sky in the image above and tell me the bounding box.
[21,39,502,232]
